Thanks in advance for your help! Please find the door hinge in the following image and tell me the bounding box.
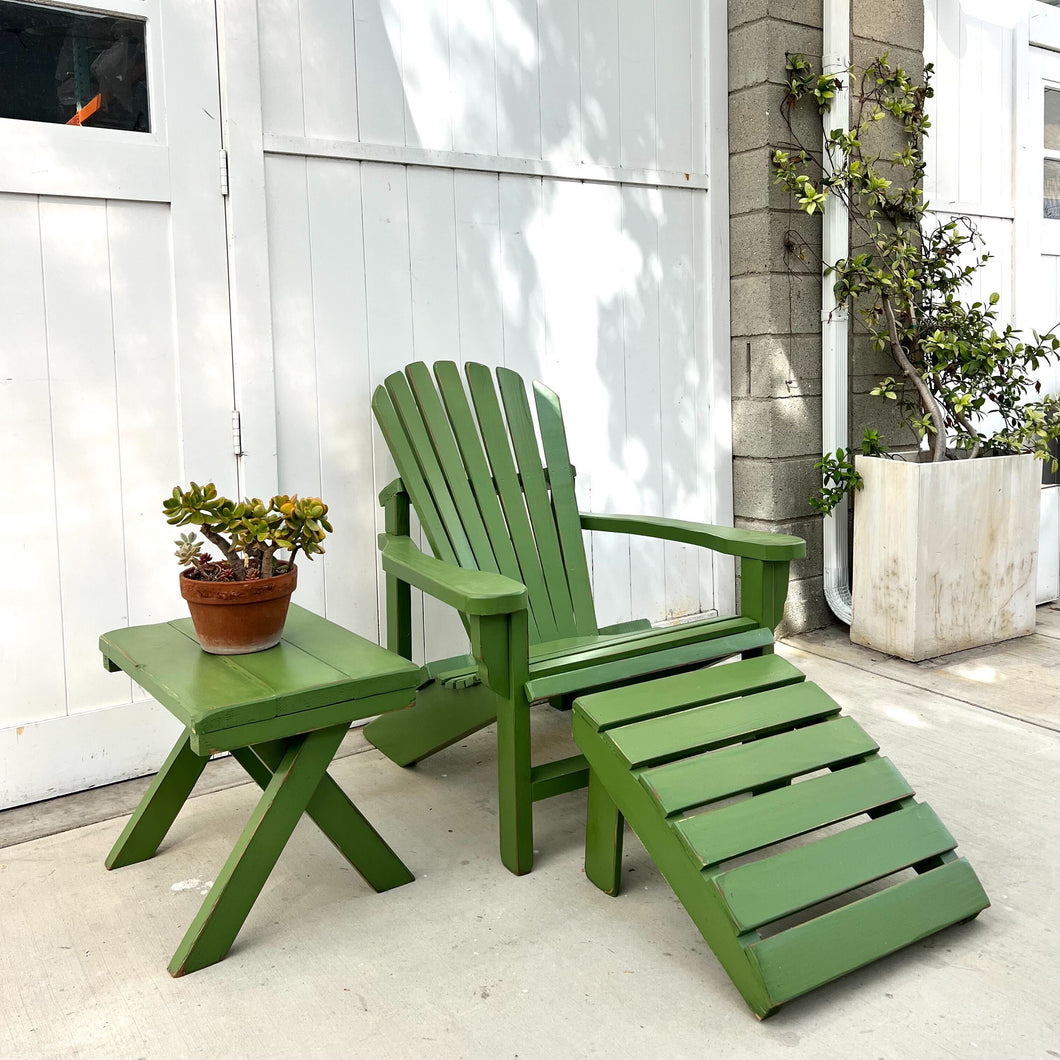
[219,148,230,196]
[231,409,245,457]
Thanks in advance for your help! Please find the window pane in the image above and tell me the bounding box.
[1046,159,1060,219]
[0,2,149,132]
[1047,89,1060,150]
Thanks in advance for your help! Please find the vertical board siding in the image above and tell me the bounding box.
[107,200,186,636]
[659,186,705,618]
[449,0,500,156]
[0,194,67,726]
[263,156,713,656]
[352,0,407,146]
[300,3,359,142]
[257,0,718,659]
[258,0,304,137]
[925,0,1015,212]
[306,158,376,634]
[538,0,582,163]
[657,0,695,173]
[402,0,455,152]
[259,0,699,177]
[0,194,186,725]
[496,0,542,161]
[40,198,131,713]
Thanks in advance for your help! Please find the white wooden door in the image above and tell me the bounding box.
[234,0,733,665]
[0,0,236,807]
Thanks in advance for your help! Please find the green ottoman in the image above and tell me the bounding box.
[571,652,990,1017]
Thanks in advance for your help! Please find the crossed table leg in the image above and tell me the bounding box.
[106,722,414,976]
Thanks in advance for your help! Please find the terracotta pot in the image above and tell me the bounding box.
[179,566,298,655]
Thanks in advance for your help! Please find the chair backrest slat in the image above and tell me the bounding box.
[465,363,561,640]
[384,371,477,569]
[496,367,580,640]
[405,362,500,575]
[433,362,543,642]
[372,383,459,566]
[533,380,597,634]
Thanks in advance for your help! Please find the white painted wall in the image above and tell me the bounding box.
[1,0,731,807]
[247,0,733,663]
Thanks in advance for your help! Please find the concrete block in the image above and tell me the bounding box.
[730,208,820,278]
[730,272,821,337]
[852,0,923,53]
[729,84,820,157]
[851,333,895,379]
[769,0,823,29]
[775,574,833,635]
[728,1,823,30]
[850,388,915,449]
[731,334,822,399]
[729,20,822,94]
[732,395,822,459]
[729,148,791,215]
[732,454,821,520]
[728,84,775,155]
[729,0,770,30]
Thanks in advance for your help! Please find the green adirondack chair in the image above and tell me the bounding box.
[364,361,805,876]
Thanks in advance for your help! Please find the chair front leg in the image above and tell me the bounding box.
[471,608,533,876]
[740,557,791,639]
[495,685,534,876]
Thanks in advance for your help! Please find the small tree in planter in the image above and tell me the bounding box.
[164,482,332,654]
[773,54,1060,659]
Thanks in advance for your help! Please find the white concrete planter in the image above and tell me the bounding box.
[851,453,1040,661]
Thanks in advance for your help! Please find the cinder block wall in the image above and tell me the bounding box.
[727,0,924,634]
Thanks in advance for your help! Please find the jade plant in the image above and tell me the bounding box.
[773,53,1060,514]
[164,482,332,581]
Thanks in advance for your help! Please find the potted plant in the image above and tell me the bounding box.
[163,482,332,654]
[774,54,1060,660]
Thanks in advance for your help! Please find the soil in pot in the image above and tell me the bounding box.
[179,566,298,654]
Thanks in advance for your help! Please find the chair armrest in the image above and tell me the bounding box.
[379,534,528,616]
[579,513,806,561]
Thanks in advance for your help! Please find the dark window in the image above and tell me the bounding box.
[0,1,149,132]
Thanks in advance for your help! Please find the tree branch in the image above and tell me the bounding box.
[882,294,947,461]
[199,526,247,580]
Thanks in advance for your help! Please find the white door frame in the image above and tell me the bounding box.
[1023,31,1060,602]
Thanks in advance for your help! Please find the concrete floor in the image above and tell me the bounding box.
[1,609,1057,1060]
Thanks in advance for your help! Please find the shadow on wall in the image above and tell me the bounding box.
[264,0,717,647]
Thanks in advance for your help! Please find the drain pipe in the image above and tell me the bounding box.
[821,0,853,624]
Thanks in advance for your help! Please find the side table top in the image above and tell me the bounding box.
[100,605,423,740]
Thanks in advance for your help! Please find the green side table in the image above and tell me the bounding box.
[99,605,423,976]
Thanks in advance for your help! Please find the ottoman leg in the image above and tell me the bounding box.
[584,769,624,896]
